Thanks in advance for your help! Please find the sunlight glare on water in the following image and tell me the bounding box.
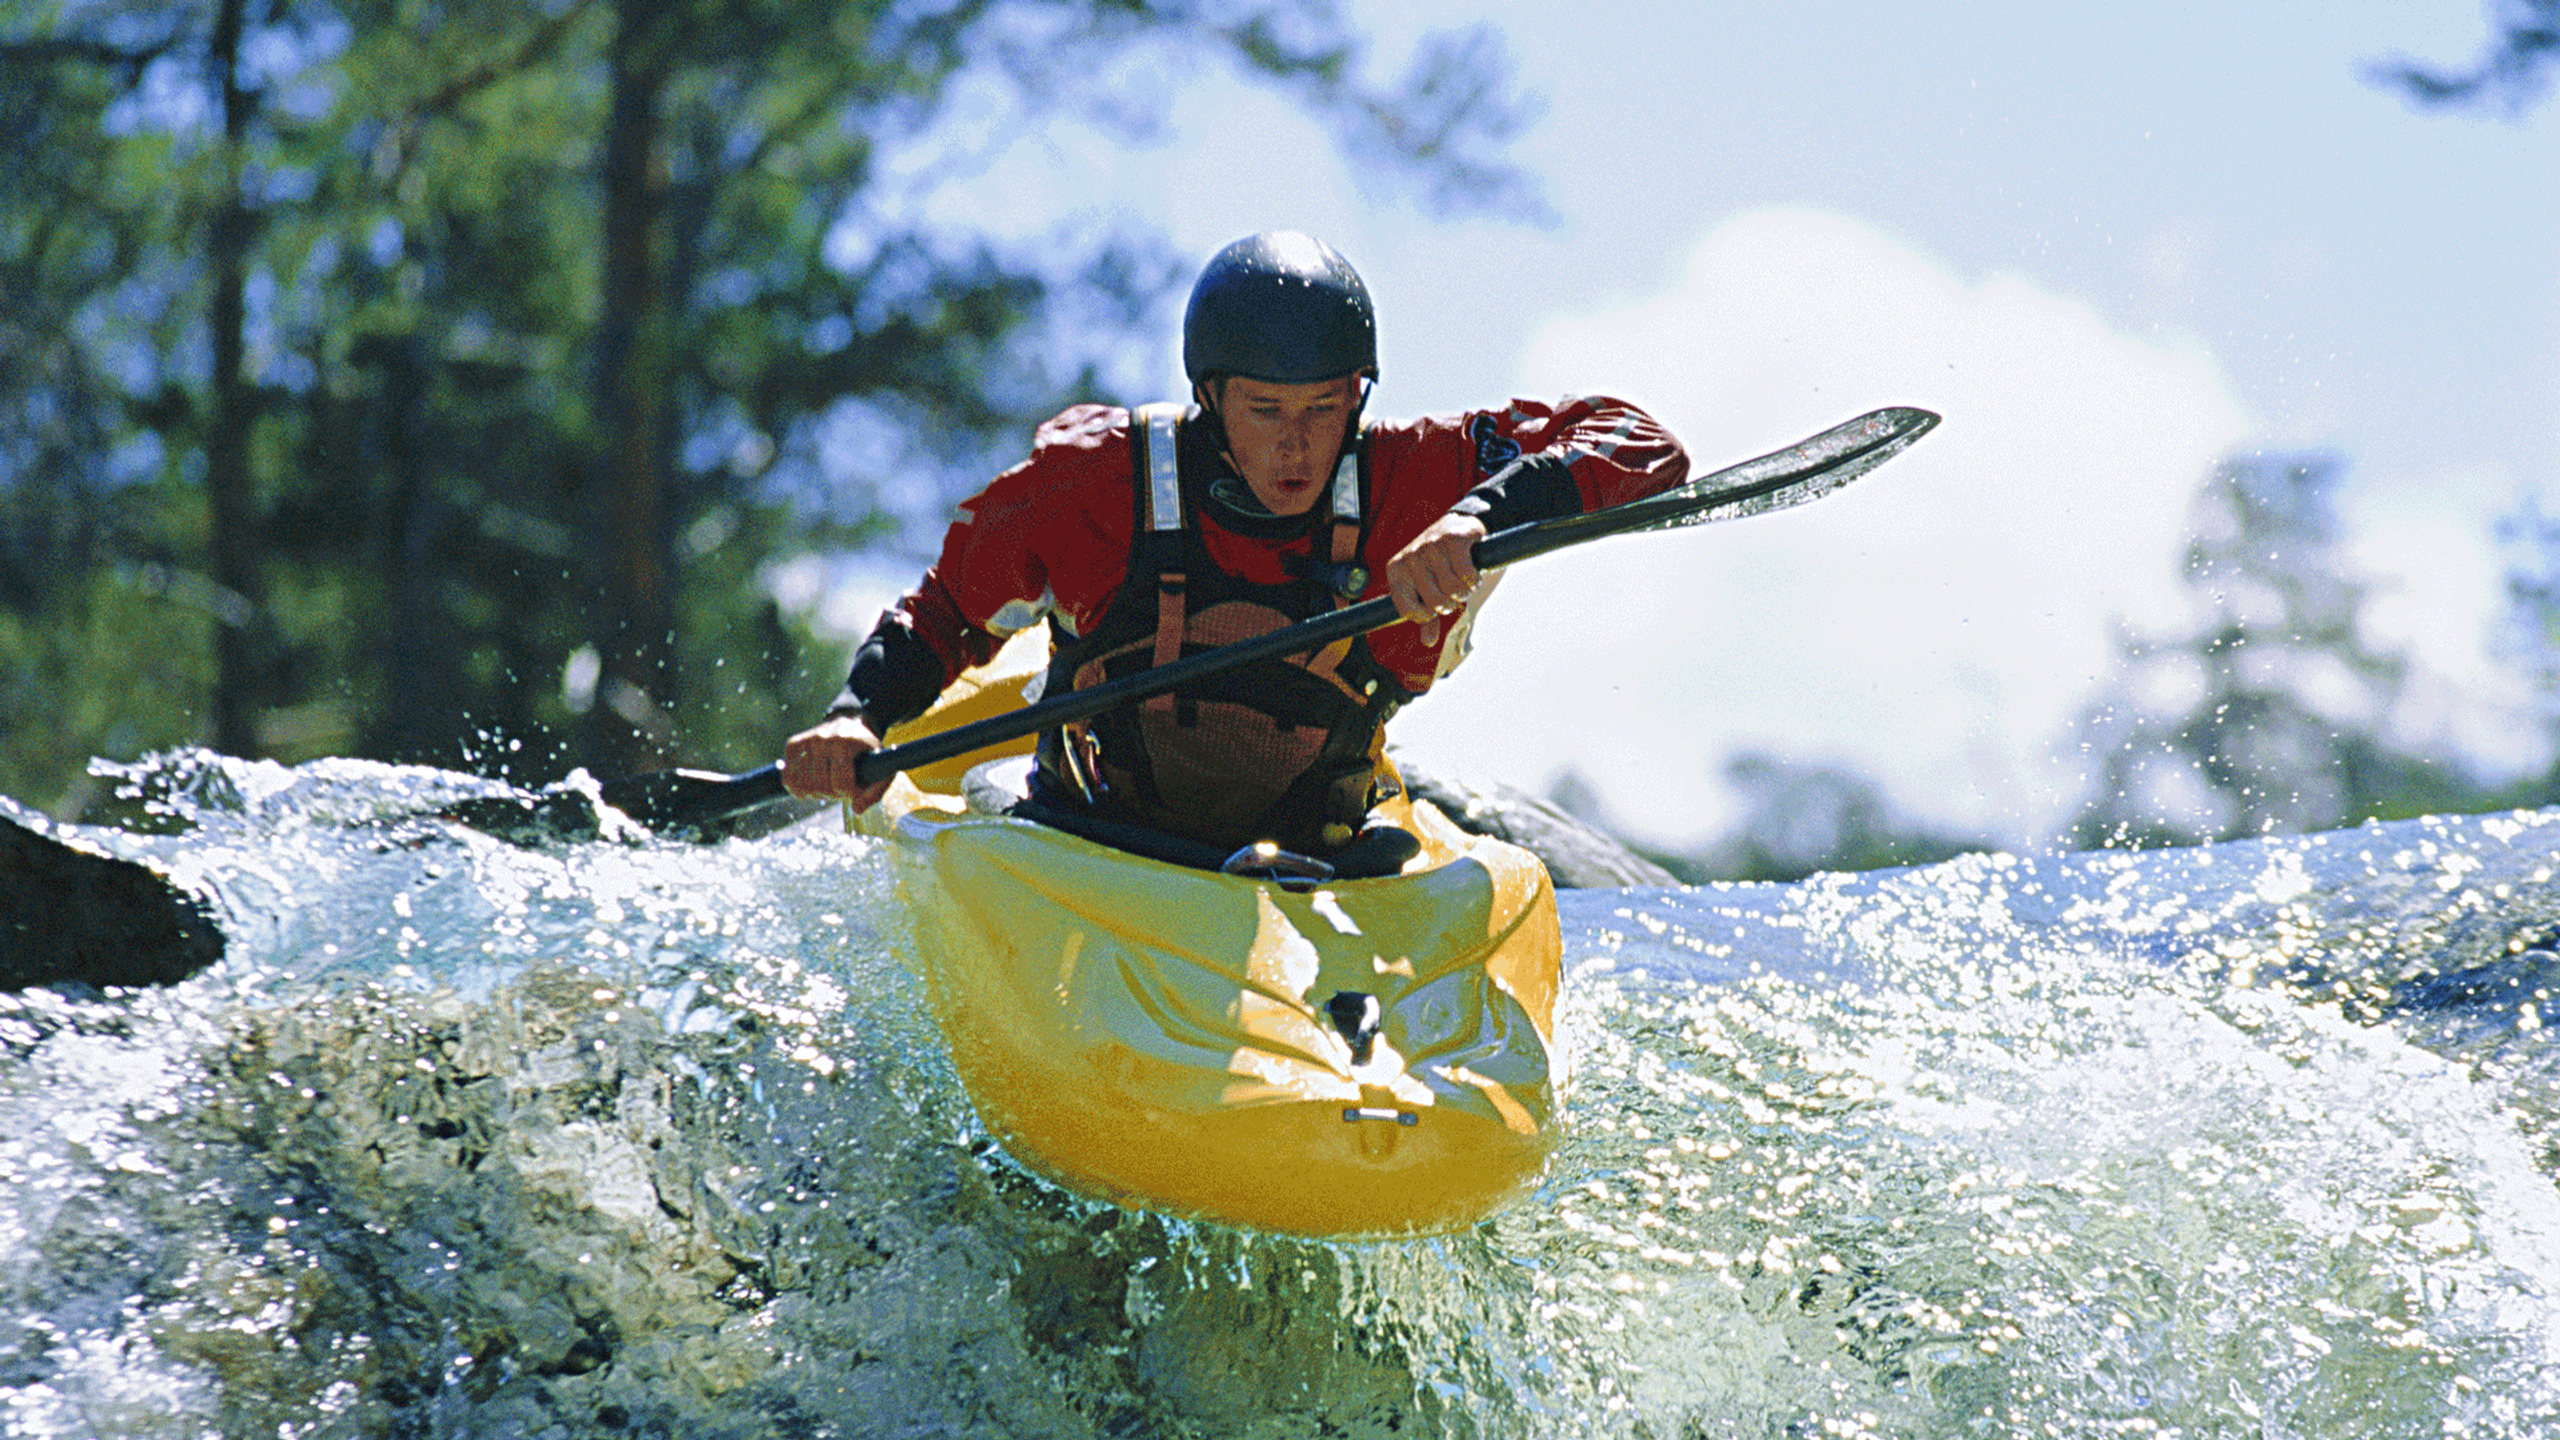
[1513,881,2560,1437]
[2,751,2557,1437]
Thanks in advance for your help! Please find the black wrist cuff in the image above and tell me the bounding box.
[1449,453,1579,534]
[832,618,944,734]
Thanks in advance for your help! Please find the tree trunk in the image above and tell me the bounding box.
[205,0,264,757]
[586,0,683,775]
[375,334,443,762]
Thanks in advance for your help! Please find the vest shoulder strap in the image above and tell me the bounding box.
[1134,402,1185,535]
[1131,403,1189,692]
[1328,438,1360,526]
[1326,435,1362,588]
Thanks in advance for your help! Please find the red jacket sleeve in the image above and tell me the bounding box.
[830,405,1133,729]
[1451,394,1690,526]
[1361,396,1689,690]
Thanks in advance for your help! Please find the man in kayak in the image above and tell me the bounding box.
[780,230,1688,859]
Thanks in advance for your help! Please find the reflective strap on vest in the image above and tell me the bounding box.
[1137,404,1188,711]
[1139,403,1184,536]
[1329,444,1360,579]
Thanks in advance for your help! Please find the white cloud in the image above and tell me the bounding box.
[1390,208,2255,849]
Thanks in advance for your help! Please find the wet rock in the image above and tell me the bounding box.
[0,809,223,990]
[1391,753,1679,889]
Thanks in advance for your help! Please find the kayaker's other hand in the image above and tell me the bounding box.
[782,714,891,811]
[1386,512,1487,649]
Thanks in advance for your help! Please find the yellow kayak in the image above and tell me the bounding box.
[869,639,1564,1238]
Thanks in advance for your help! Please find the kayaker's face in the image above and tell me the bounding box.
[1214,375,1358,517]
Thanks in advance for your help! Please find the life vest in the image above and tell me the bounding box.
[1033,403,1410,854]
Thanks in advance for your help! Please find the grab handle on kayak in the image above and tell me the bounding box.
[1343,1107,1419,1127]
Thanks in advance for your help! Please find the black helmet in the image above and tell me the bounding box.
[1182,232,1377,386]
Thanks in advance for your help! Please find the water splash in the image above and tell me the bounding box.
[3,750,2556,1437]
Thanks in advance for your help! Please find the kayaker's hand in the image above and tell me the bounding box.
[782,714,892,811]
[1386,512,1487,649]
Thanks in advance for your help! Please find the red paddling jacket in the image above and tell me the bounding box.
[830,396,1688,852]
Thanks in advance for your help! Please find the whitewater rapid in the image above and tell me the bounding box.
[4,750,2557,1438]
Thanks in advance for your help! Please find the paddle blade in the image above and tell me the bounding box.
[1476,405,1939,570]
[1642,404,1939,529]
[601,764,800,838]
[440,764,802,845]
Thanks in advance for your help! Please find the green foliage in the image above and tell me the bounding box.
[0,0,1537,814]
[0,5,166,608]
[0,569,220,816]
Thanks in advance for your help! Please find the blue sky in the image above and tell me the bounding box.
[807,0,2560,848]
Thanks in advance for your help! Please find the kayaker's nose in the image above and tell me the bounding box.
[1325,991,1383,1067]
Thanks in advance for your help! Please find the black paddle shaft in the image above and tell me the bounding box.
[595,404,1940,830]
